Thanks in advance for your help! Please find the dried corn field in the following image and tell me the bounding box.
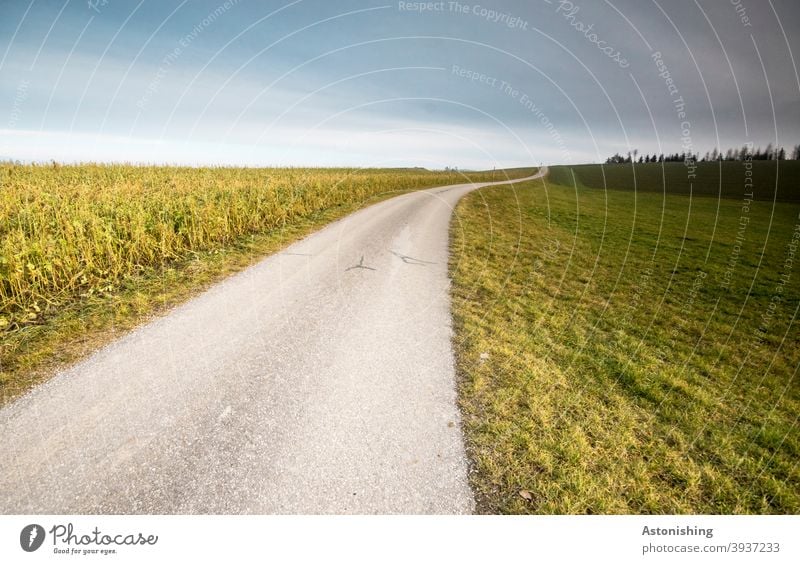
[0,164,529,332]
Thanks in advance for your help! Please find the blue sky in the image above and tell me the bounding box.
[1,0,799,167]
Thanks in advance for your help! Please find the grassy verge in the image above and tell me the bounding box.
[450,175,800,513]
[1,165,535,405]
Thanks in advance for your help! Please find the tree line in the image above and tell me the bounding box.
[605,144,800,164]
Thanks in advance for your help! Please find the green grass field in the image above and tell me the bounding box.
[0,164,534,404]
[450,166,800,513]
[548,161,800,201]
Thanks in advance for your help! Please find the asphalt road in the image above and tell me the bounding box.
[0,168,545,514]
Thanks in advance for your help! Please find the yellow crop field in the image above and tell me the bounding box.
[0,163,533,400]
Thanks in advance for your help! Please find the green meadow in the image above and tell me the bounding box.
[450,162,800,513]
[548,160,800,201]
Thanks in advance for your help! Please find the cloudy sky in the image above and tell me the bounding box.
[1,0,798,168]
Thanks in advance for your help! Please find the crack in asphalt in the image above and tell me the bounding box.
[389,250,436,266]
[0,168,546,514]
[345,255,376,271]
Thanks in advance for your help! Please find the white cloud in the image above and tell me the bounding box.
[0,124,593,168]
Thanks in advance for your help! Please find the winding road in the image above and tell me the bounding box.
[0,168,545,514]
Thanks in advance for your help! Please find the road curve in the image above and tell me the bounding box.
[0,168,546,514]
